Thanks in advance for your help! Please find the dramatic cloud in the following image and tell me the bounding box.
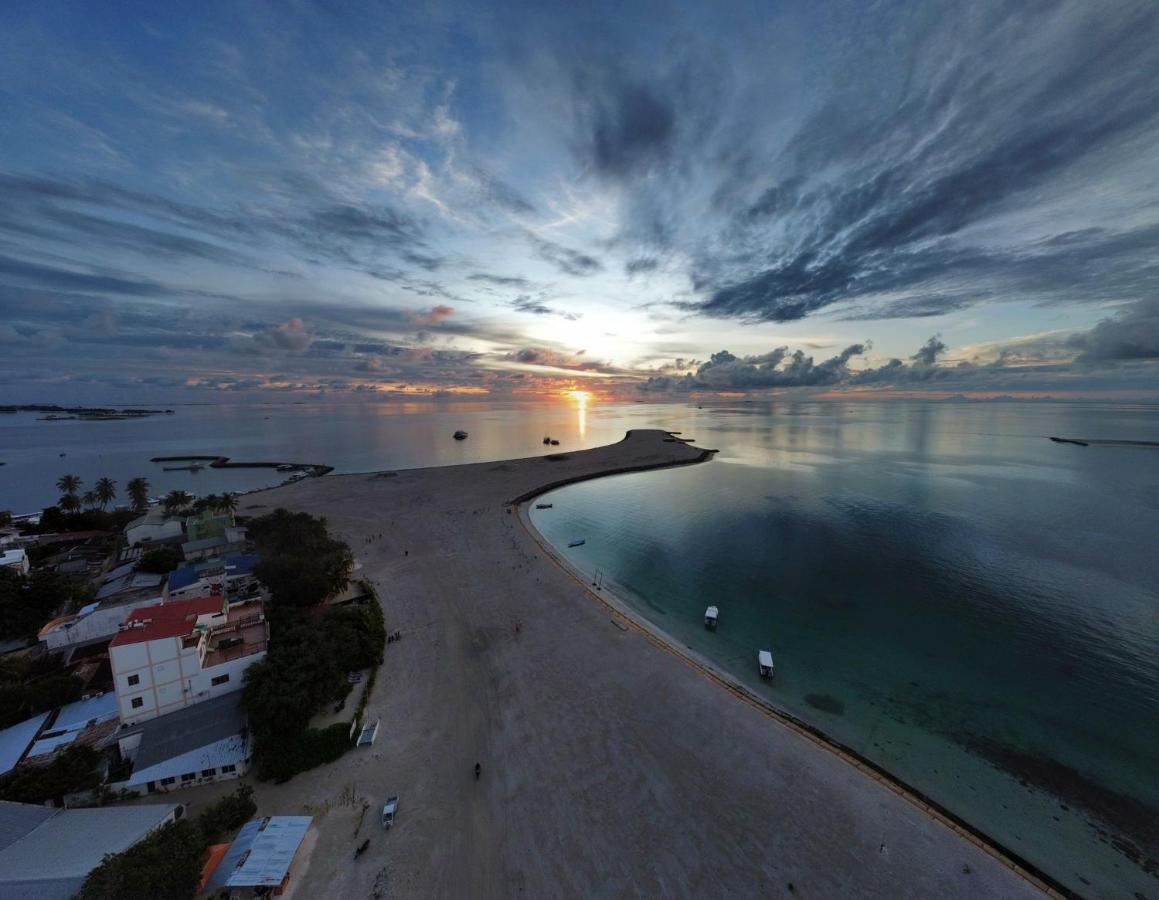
[641,343,868,391]
[526,234,603,277]
[1071,297,1159,361]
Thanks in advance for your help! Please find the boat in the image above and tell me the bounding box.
[1049,436,1089,447]
[549,439,560,446]
[704,606,719,630]
[568,539,586,548]
[453,430,469,440]
[758,650,775,679]
[543,436,552,445]
[535,503,553,510]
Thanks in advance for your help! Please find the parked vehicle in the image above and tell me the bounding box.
[382,796,399,828]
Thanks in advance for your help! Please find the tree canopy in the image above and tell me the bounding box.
[249,509,352,607]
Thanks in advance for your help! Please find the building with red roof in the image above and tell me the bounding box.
[109,595,268,726]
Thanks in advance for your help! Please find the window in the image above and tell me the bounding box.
[211,673,230,687]
[160,776,176,786]
[127,674,140,687]
[131,697,144,709]
[201,769,215,777]
[181,772,195,782]
[221,764,236,774]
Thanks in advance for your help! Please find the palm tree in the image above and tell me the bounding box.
[59,494,81,514]
[126,477,150,512]
[162,490,192,514]
[81,490,99,510]
[56,474,81,497]
[216,493,238,515]
[94,477,117,510]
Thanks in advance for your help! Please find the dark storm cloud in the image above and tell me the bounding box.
[585,83,675,177]
[526,233,602,276]
[510,294,579,320]
[640,343,868,391]
[1070,297,1159,361]
[911,335,948,367]
[467,273,534,289]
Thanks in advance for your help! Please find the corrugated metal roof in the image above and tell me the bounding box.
[0,713,50,776]
[25,694,120,759]
[206,817,312,889]
[0,802,55,853]
[0,803,177,900]
[124,692,249,784]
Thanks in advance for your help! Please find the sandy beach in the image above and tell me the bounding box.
[216,429,1048,898]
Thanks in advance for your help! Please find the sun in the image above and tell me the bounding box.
[566,389,592,403]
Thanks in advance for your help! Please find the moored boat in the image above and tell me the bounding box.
[758,650,775,678]
[704,606,719,630]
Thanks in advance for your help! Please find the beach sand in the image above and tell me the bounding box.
[222,429,1046,898]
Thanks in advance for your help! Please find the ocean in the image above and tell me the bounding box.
[3,397,1157,895]
[530,399,1159,898]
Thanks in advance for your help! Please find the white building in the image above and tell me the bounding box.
[109,594,268,726]
[113,691,252,795]
[0,548,29,576]
[124,509,184,547]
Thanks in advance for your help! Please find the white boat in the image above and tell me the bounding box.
[758,650,775,679]
[568,539,586,548]
[704,606,719,630]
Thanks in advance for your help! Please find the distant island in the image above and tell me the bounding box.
[0,404,174,421]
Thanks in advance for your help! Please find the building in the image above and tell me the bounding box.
[22,693,120,764]
[165,554,261,602]
[181,527,246,563]
[0,801,179,899]
[109,594,267,726]
[0,713,51,778]
[184,510,235,543]
[201,816,313,898]
[113,691,252,795]
[0,548,29,576]
[124,508,183,547]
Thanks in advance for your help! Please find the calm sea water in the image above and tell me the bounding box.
[0,398,637,514]
[3,398,1157,894]
[530,400,1159,899]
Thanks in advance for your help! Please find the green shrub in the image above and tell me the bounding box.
[0,744,102,804]
[136,546,182,574]
[249,509,353,607]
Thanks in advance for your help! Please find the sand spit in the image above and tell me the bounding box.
[232,430,1048,899]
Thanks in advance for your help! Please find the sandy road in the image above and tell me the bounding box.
[217,430,1045,899]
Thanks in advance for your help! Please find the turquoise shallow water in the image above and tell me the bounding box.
[531,401,1159,898]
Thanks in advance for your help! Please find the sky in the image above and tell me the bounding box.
[2,0,1158,402]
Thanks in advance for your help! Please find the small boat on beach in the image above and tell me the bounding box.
[568,539,586,548]
[758,650,775,679]
[453,430,469,440]
[535,503,553,510]
[704,606,719,630]
[549,439,560,446]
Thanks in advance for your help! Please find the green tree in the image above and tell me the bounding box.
[58,494,81,515]
[216,493,238,515]
[0,511,11,528]
[94,477,116,510]
[126,477,150,512]
[81,490,98,511]
[78,785,257,900]
[56,474,81,497]
[77,820,204,900]
[162,490,192,514]
[136,546,182,574]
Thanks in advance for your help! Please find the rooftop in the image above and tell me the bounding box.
[0,802,177,900]
[122,690,248,772]
[205,816,312,890]
[167,553,260,591]
[109,596,224,647]
[0,713,50,777]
